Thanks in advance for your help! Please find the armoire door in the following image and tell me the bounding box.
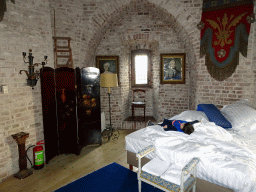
[40,67,58,164]
[55,67,79,154]
[77,67,102,146]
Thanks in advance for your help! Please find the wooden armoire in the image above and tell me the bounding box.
[40,67,101,164]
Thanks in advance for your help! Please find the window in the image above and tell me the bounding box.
[131,50,151,88]
[135,55,148,84]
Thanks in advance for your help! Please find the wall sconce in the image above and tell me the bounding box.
[20,49,47,89]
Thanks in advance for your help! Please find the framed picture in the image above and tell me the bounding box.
[96,55,119,78]
[160,53,186,84]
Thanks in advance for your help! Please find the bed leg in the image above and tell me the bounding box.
[192,183,196,192]
[129,164,133,171]
[138,179,141,192]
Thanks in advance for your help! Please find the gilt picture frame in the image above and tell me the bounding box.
[96,55,119,77]
[160,53,186,84]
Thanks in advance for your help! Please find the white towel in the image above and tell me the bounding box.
[142,157,170,176]
[142,157,191,186]
[160,164,190,186]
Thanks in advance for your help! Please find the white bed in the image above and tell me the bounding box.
[125,100,256,192]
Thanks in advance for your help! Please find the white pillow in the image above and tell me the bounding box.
[236,99,254,108]
[169,110,209,122]
[220,101,256,130]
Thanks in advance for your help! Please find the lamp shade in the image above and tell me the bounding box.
[100,73,118,93]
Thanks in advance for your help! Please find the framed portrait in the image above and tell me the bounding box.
[96,55,119,78]
[160,53,186,84]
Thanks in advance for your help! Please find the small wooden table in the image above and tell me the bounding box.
[12,132,33,179]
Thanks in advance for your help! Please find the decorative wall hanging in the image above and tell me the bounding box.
[160,53,186,84]
[199,0,254,81]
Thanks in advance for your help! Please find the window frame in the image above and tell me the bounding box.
[131,49,151,88]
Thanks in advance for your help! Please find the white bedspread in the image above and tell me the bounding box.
[140,120,256,192]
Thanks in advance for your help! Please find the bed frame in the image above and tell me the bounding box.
[127,151,233,192]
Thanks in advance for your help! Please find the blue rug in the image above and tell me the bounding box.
[55,162,162,192]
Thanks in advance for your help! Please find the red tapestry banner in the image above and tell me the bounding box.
[199,0,254,81]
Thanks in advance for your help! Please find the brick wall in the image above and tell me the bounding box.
[0,0,54,182]
[49,0,85,68]
[1,0,256,182]
[48,0,256,122]
[94,0,195,123]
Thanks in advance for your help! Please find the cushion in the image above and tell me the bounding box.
[169,110,209,122]
[197,104,232,129]
[235,99,254,108]
[220,100,256,130]
[142,157,170,176]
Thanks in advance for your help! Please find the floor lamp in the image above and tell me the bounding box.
[100,72,119,142]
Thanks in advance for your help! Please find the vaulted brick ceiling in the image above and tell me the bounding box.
[84,0,196,62]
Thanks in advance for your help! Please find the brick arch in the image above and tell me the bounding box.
[83,0,199,110]
[83,0,198,66]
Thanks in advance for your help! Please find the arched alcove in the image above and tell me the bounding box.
[82,0,199,128]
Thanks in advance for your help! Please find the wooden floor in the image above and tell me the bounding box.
[124,116,156,122]
[0,129,137,192]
